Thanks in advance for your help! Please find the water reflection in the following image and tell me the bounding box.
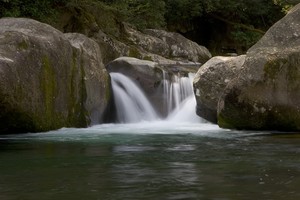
[0,132,300,199]
[114,145,157,153]
[167,144,195,151]
[168,162,199,185]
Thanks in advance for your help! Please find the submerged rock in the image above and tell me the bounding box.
[218,4,300,131]
[0,18,111,133]
[193,55,245,123]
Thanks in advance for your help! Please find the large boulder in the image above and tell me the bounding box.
[218,4,300,131]
[144,29,211,63]
[193,55,245,123]
[91,24,212,65]
[0,18,111,133]
[124,25,211,63]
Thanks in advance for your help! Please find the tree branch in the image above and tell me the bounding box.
[209,14,266,35]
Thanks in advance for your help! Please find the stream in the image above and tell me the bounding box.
[0,72,300,199]
[0,123,300,199]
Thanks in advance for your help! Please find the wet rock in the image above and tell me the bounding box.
[218,4,300,131]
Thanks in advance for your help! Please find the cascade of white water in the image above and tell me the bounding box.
[162,73,196,114]
[179,73,195,100]
[167,96,201,123]
[110,73,158,123]
[163,73,202,123]
[110,72,202,124]
[162,71,170,113]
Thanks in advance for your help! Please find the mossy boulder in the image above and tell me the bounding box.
[193,55,245,123]
[0,18,111,133]
[218,4,300,131]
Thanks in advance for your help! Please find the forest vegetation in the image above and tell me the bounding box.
[0,0,298,54]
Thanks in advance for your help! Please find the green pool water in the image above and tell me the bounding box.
[0,122,299,200]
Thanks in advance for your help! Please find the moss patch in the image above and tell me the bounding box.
[217,89,267,130]
[143,55,153,61]
[17,39,29,50]
[129,46,142,58]
[285,53,300,90]
[264,58,284,80]
[218,86,300,131]
[41,56,56,121]
[217,112,235,129]
[105,74,111,102]
[35,55,69,131]
[78,63,89,126]
[67,53,89,127]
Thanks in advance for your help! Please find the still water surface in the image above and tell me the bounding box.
[0,122,300,200]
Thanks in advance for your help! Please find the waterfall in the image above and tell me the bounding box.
[110,73,158,123]
[163,73,195,114]
[110,72,202,123]
[167,96,201,123]
[163,73,202,123]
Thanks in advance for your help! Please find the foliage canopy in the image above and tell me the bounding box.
[0,0,298,54]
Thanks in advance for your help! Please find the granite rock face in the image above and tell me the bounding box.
[218,4,300,131]
[93,24,211,65]
[65,33,111,125]
[193,55,245,123]
[0,18,111,133]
